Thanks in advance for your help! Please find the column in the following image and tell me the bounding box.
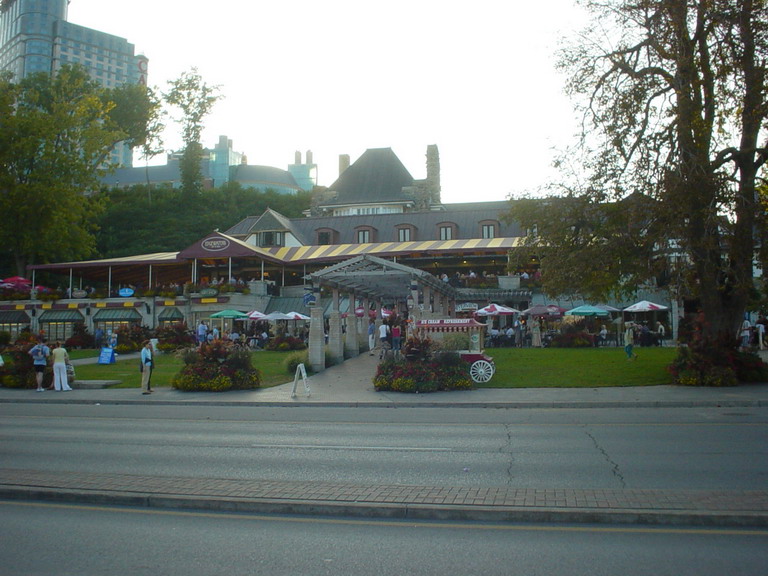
[308,296,325,372]
[345,291,359,357]
[328,288,344,364]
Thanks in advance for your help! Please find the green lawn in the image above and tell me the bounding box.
[482,346,678,388]
[70,346,678,389]
[73,350,296,389]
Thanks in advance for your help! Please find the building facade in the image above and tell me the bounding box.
[0,0,147,166]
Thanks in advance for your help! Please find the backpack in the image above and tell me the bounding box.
[33,345,46,361]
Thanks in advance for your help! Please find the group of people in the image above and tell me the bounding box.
[28,337,73,392]
[739,315,767,351]
[196,320,276,350]
[368,318,406,360]
[488,317,543,348]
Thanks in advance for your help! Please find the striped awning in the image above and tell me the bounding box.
[265,237,521,264]
[38,310,84,323]
[0,310,31,324]
[93,308,142,322]
[158,307,184,320]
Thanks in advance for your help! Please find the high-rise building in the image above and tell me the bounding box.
[0,0,147,166]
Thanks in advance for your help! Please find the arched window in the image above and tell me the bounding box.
[395,224,417,242]
[479,220,499,239]
[354,226,377,244]
[436,222,458,241]
[316,228,339,245]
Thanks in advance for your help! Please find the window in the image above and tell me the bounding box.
[261,231,283,247]
[357,229,371,244]
[439,226,453,240]
[482,224,496,239]
[398,227,411,242]
[317,231,331,245]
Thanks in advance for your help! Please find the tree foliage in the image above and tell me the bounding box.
[163,68,221,197]
[96,184,312,257]
[507,0,768,337]
[0,65,159,275]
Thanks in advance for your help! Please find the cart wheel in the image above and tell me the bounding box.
[469,360,495,383]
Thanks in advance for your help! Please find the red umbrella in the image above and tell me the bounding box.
[2,276,31,285]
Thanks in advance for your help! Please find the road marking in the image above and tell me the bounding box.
[3,500,767,537]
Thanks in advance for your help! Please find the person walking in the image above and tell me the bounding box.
[531,318,542,348]
[368,319,376,356]
[28,337,50,392]
[624,323,637,360]
[51,341,72,391]
[739,317,752,350]
[378,322,390,360]
[140,340,154,395]
[391,322,402,358]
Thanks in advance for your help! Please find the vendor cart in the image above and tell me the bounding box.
[414,318,495,383]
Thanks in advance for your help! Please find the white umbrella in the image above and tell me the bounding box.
[286,311,310,320]
[247,310,267,319]
[264,312,293,321]
[476,303,521,316]
[623,300,668,312]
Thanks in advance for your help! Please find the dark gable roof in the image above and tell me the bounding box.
[323,148,415,206]
[289,201,521,244]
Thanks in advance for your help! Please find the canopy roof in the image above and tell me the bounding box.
[309,254,454,301]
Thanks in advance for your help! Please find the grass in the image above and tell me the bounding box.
[72,350,296,389]
[481,346,678,388]
[68,345,679,390]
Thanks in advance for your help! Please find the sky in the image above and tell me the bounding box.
[68,0,587,203]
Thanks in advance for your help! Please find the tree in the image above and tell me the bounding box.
[0,65,159,275]
[163,68,221,197]
[508,0,767,340]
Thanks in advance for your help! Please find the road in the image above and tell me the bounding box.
[1,500,766,576]
[2,403,767,490]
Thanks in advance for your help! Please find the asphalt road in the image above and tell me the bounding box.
[1,500,766,576]
[2,403,767,491]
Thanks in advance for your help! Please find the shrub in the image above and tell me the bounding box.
[65,323,95,349]
[373,355,473,393]
[265,336,306,351]
[666,312,767,386]
[285,351,309,374]
[171,341,261,392]
[0,340,51,389]
[0,331,11,347]
[155,322,195,351]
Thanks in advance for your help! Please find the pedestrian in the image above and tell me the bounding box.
[624,323,637,360]
[757,315,766,350]
[368,319,376,356]
[656,321,666,346]
[514,316,523,348]
[28,337,50,392]
[391,322,402,357]
[739,317,752,350]
[51,341,72,391]
[140,340,154,395]
[531,318,542,348]
[378,322,390,360]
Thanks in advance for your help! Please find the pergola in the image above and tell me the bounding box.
[305,254,457,372]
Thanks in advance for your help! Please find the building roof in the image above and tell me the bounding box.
[230,165,300,190]
[321,148,415,206]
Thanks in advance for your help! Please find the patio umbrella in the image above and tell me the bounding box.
[477,303,521,316]
[210,309,249,319]
[623,300,668,312]
[522,304,565,317]
[286,311,310,320]
[264,312,293,321]
[564,305,610,317]
[596,304,620,312]
[2,276,31,285]
[247,310,267,319]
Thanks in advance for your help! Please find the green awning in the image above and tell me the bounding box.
[0,310,31,324]
[92,308,142,322]
[38,310,84,323]
[158,307,184,320]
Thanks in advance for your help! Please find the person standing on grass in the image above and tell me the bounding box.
[28,337,50,392]
[140,340,154,395]
[624,323,637,360]
[51,341,72,391]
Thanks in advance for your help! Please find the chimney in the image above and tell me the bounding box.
[306,150,313,165]
[426,144,441,204]
[339,154,350,176]
[294,150,301,164]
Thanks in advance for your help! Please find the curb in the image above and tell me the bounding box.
[1,486,766,527]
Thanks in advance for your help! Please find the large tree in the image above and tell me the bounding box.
[0,65,159,275]
[508,0,767,338]
[163,68,221,198]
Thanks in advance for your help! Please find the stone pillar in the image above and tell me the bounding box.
[345,291,359,357]
[328,288,344,363]
[422,285,432,317]
[308,302,325,372]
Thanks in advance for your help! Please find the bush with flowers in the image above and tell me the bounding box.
[373,336,473,393]
[171,340,261,392]
[155,322,196,353]
[667,312,768,386]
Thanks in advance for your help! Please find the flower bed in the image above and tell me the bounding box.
[171,340,261,392]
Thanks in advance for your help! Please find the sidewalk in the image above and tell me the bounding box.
[2,350,768,526]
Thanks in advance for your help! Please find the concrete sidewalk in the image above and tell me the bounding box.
[2,350,768,526]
